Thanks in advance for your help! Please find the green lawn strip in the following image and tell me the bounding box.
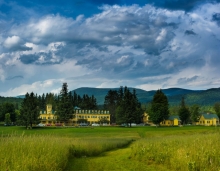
[66,143,170,171]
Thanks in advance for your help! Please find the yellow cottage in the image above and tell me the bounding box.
[196,113,219,126]
[160,116,181,126]
[142,113,181,126]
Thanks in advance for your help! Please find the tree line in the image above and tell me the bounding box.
[1,83,98,128]
[147,89,220,125]
[104,86,143,126]
[1,84,220,127]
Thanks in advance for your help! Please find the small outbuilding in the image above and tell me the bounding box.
[197,113,219,126]
[161,115,181,126]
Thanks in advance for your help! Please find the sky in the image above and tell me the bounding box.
[0,0,220,96]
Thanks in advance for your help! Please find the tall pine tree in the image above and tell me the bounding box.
[20,92,40,129]
[104,90,118,123]
[56,83,73,124]
[149,89,169,126]
[115,86,143,126]
[178,97,190,125]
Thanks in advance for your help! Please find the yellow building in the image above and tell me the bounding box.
[72,109,110,125]
[39,104,111,126]
[196,113,219,126]
[143,113,181,126]
[161,116,181,126]
[39,104,57,125]
[142,112,153,125]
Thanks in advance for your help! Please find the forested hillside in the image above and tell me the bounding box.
[1,87,220,107]
[73,87,220,106]
[0,96,23,108]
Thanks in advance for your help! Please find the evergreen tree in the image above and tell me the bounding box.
[149,89,169,126]
[20,92,40,129]
[132,89,143,124]
[214,102,220,118]
[190,104,200,123]
[104,90,118,123]
[56,83,73,124]
[77,94,97,110]
[0,104,2,121]
[115,86,143,126]
[178,97,190,125]
[41,93,46,110]
[73,91,78,107]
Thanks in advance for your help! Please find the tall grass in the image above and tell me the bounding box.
[0,133,70,171]
[130,131,220,171]
[0,132,133,171]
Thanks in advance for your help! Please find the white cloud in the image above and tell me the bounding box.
[0,3,220,96]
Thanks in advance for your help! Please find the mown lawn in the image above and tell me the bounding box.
[0,125,219,171]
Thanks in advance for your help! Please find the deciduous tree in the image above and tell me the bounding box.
[4,113,11,125]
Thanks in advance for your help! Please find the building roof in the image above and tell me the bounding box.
[202,113,219,119]
[167,115,181,121]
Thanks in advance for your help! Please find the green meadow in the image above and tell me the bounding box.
[0,126,219,171]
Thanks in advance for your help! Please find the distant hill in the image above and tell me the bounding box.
[72,87,220,106]
[0,96,23,107]
[1,87,219,107]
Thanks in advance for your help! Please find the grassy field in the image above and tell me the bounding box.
[0,126,219,171]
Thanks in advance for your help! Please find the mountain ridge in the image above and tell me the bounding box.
[72,87,219,106]
[6,87,220,106]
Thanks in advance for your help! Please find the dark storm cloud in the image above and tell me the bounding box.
[6,75,23,80]
[185,30,197,35]
[178,75,199,84]
[19,54,40,64]
[212,13,220,26]
[19,52,62,65]
[7,45,32,52]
